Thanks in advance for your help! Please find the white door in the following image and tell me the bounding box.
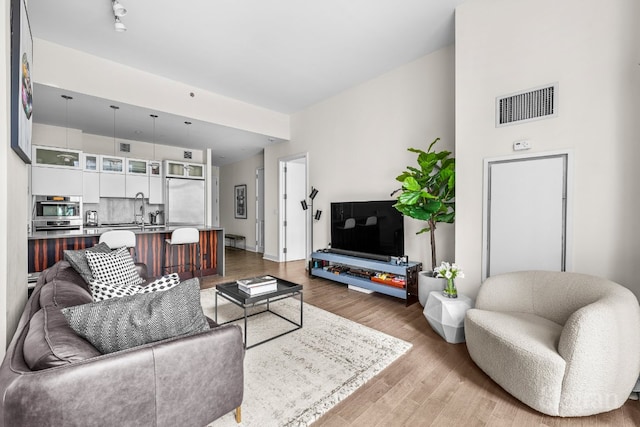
[484,154,568,279]
[256,168,265,253]
[284,161,307,261]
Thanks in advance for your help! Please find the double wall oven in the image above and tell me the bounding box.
[33,196,82,231]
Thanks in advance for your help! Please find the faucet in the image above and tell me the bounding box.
[134,192,146,229]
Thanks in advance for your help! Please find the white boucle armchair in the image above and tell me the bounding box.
[464,271,640,417]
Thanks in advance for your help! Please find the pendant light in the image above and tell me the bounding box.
[150,114,158,160]
[110,105,120,154]
[57,95,75,163]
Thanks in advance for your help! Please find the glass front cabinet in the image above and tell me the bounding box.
[126,158,149,175]
[164,160,205,179]
[100,156,125,174]
[32,146,81,169]
[82,153,99,172]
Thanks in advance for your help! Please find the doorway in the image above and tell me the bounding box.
[278,154,308,262]
[482,151,572,280]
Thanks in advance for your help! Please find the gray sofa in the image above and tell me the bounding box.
[0,260,244,427]
[465,271,640,416]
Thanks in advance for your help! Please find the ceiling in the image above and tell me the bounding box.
[28,0,465,166]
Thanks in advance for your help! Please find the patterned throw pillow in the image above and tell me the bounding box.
[61,278,209,354]
[86,247,143,286]
[89,280,139,302]
[89,273,181,302]
[138,273,181,294]
[63,242,112,283]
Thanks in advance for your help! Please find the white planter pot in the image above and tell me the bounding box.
[418,272,447,307]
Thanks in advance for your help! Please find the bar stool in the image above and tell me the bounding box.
[163,227,201,278]
[99,230,137,260]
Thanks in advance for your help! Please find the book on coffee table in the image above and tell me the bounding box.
[237,275,278,295]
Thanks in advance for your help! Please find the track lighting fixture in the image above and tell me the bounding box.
[114,16,126,32]
[112,1,127,32]
[112,0,127,17]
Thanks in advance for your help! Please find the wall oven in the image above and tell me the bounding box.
[33,196,82,231]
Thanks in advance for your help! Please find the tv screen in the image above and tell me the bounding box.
[330,200,404,258]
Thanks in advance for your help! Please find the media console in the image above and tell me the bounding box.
[310,251,421,306]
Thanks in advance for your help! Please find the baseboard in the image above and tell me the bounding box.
[262,253,280,262]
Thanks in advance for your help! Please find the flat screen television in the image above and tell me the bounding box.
[330,200,404,259]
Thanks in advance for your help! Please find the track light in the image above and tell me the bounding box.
[309,188,319,200]
[112,0,127,17]
[300,200,308,210]
[314,210,322,220]
[114,16,126,32]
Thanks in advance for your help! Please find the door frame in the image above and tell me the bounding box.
[481,149,574,281]
[278,153,309,263]
[255,167,265,253]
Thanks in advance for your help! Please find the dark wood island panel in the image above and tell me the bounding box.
[28,228,224,279]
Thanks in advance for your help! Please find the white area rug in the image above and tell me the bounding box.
[200,288,411,427]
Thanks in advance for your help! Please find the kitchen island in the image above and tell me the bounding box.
[28,226,225,278]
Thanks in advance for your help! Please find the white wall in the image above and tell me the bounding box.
[455,0,640,299]
[219,152,264,250]
[264,46,456,266]
[33,39,290,141]
[1,0,29,356]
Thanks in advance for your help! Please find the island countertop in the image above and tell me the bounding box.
[28,225,224,240]
[29,226,225,278]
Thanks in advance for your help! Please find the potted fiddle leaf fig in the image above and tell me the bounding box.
[391,137,455,305]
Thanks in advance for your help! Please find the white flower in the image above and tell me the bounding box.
[433,261,464,280]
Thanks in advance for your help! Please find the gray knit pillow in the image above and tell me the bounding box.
[61,278,209,354]
[63,242,112,283]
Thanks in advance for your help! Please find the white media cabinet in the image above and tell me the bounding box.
[310,251,422,306]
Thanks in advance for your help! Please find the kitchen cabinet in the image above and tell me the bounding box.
[99,156,125,197]
[149,161,163,204]
[125,176,149,198]
[164,160,205,179]
[32,166,83,196]
[82,153,100,203]
[32,146,81,169]
[125,158,149,198]
[83,171,100,204]
[99,174,125,198]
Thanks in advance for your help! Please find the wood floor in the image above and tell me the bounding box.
[201,249,640,426]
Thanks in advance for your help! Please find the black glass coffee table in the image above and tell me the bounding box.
[214,277,303,349]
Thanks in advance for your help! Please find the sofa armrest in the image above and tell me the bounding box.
[558,294,640,415]
[153,324,244,426]
[0,324,244,427]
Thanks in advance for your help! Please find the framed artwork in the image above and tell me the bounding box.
[235,184,247,219]
[10,0,33,164]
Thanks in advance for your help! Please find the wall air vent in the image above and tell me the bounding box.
[496,83,558,127]
[119,143,131,153]
[183,151,192,159]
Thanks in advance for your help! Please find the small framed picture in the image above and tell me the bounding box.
[235,184,247,219]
